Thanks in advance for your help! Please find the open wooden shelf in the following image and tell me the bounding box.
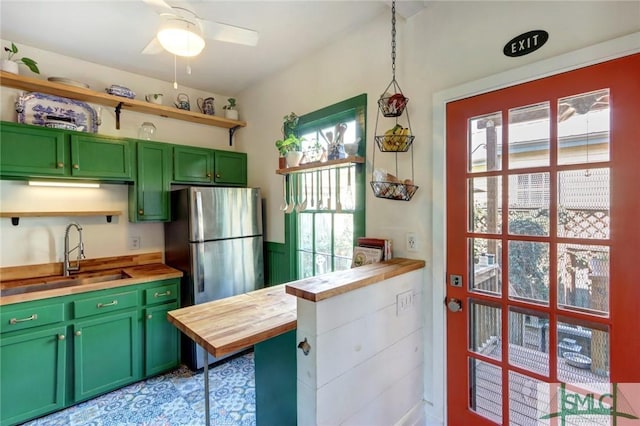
[0,71,246,129]
[1,210,121,226]
[276,156,364,175]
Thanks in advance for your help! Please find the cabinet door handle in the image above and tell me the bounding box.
[138,209,144,215]
[57,162,64,168]
[97,300,118,308]
[215,173,221,179]
[147,314,153,320]
[154,290,171,298]
[73,164,79,169]
[58,334,65,340]
[206,172,212,178]
[9,313,38,324]
[75,331,82,336]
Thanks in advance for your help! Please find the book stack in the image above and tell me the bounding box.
[351,237,393,268]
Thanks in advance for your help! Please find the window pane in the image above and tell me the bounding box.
[508,240,549,304]
[558,168,609,239]
[334,213,353,258]
[315,213,332,254]
[468,112,502,172]
[557,320,609,383]
[299,250,314,279]
[298,213,313,251]
[469,301,502,360]
[508,309,549,377]
[508,102,550,169]
[508,173,550,236]
[469,176,502,234]
[558,244,609,316]
[509,372,550,426]
[469,237,502,296]
[469,358,502,424]
[558,89,610,165]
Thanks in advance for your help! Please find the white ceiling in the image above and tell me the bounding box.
[1,1,428,95]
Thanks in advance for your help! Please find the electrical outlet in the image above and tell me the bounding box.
[129,236,141,250]
[396,290,414,316]
[406,232,417,252]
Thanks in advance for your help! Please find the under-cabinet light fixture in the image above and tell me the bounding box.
[28,181,100,188]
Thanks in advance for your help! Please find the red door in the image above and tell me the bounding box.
[446,54,640,424]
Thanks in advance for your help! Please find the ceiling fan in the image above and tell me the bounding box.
[141,0,259,57]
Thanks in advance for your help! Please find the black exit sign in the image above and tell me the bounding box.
[504,30,549,57]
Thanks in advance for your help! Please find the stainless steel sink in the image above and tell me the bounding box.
[1,273,130,297]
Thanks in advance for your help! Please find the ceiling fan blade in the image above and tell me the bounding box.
[142,0,174,14]
[200,20,259,47]
[141,38,164,55]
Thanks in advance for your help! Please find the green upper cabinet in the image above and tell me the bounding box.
[70,134,131,180]
[214,150,247,186]
[173,145,247,186]
[129,141,172,222]
[173,145,214,183]
[0,122,67,178]
[0,122,132,181]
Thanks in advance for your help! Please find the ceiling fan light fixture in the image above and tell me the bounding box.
[157,18,205,57]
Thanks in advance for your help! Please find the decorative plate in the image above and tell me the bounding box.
[15,92,98,133]
[47,77,90,89]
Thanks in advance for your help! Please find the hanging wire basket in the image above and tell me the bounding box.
[370,181,419,201]
[374,134,415,152]
[377,79,409,117]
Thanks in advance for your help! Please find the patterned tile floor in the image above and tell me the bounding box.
[24,352,256,426]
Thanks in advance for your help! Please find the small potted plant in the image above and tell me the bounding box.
[2,42,39,75]
[275,112,306,168]
[223,98,238,120]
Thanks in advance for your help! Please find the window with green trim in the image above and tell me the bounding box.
[291,94,367,278]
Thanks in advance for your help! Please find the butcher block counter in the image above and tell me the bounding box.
[167,284,296,358]
[0,252,182,306]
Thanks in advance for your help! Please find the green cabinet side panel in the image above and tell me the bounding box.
[214,150,247,185]
[73,310,141,401]
[265,241,293,286]
[173,145,213,183]
[144,302,180,376]
[0,122,67,177]
[0,326,67,426]
[254,330,297,426]
[129,141,171,222]
[70,135,132,180]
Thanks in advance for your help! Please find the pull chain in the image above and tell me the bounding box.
[173,55,178,89]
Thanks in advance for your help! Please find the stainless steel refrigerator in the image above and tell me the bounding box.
[164,186,264,370]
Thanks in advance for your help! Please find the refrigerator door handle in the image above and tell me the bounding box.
[195,191,205,293]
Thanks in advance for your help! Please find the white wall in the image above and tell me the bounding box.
[1,1,638,422]
[0,39,240,266]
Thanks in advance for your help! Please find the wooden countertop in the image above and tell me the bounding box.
[167,284,297,358]
[285,258,426,302]
[0,252,182,305]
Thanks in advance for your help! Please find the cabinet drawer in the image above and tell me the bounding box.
[1,302,65,333]
[74,290,137,319]
[144,282,178,305]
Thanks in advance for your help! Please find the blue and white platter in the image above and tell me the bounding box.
[15,92,98,133]
[106,85,136,99]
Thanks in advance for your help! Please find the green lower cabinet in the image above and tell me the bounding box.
[144,302,180,376]
[73,310,141,402]
[0,325,67,426]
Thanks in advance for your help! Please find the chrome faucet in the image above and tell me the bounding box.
[64,222,85,276]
